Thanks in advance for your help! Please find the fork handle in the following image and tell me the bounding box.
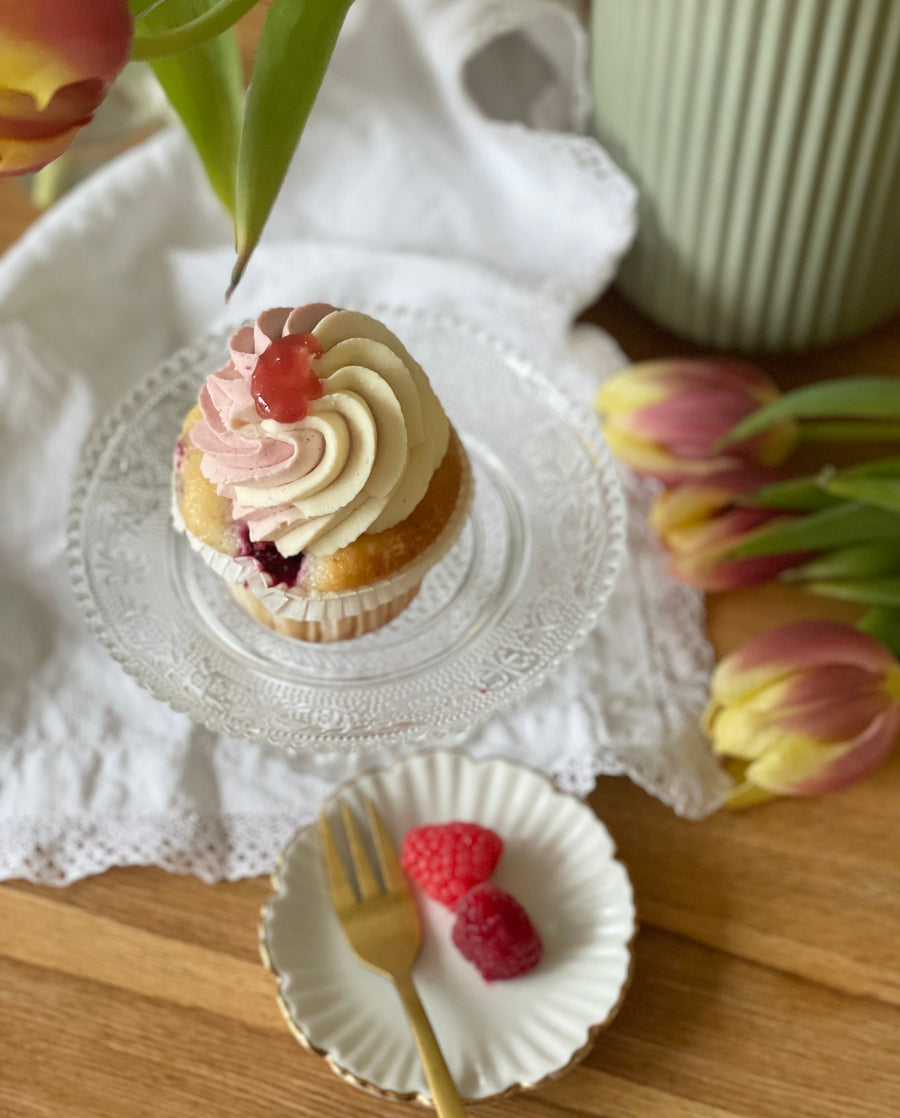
[394,974,466,1116]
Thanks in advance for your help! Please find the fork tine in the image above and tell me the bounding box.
[318,810,356,912]
[365,798,408,895]
[341,801,382,901]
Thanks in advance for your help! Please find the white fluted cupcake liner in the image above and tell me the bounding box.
[227,582,421,642]
[175,441,473,627]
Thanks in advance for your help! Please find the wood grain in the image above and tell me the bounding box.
[2,82,900,1118]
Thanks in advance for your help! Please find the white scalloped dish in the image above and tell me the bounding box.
[260,750,635,1103]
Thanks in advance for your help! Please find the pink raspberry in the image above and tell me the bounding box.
[401,822,503,908]
[451,884,543,981]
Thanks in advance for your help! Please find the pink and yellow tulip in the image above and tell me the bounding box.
[650,468,811,591]
[704,620,900,807]
[0,0,133,177]
[595,359,798,485]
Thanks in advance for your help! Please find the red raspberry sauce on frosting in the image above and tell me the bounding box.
[251,333,324,423]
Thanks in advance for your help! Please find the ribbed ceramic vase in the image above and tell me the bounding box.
[591,0,900,352]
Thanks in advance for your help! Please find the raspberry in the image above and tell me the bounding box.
[451,884,543,982]
[401,822,503,908]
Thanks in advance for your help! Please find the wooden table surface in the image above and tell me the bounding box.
[1,162,899,1118]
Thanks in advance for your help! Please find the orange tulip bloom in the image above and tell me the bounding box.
[0,0,133,177]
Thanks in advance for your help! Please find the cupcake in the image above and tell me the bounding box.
[172,304,473,642]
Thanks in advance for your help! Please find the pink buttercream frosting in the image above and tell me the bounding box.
[189,304,338,506]
[185,301,450,559]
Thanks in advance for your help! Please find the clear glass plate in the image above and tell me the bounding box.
[67,308,625,754]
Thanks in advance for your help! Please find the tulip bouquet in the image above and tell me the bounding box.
[0,0,350,294]
[596,362,900,806]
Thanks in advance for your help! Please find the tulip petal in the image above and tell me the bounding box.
[667,506,784,552]
[595,370,673,415]
[0,81,105,137]
[651,467,784,535]
[724,778,780,809]
[651,484,731,536]
[665,506,810,590]
[708,701,876,762]
[711,621,899,707]
[618,389,756,447]
[706,705,776,760]
[597,358,797,480]
[746,704,900,796]
[0,0,132,177]
[602,425,744,485]
[0,122,83,176]
[711,667,889,756]
[0,1,133,107]
[670,551,807,592]
[595,359,781,423]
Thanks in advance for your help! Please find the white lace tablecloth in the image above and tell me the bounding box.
[0,0,728,885]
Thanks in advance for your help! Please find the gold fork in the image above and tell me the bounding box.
[319,797,466,1117]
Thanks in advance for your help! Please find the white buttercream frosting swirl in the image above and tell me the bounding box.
[189,305,450,557]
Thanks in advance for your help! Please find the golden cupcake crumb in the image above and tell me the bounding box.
[177,406,233,552]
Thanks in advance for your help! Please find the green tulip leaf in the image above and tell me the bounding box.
[149,31,243,216]
[844,456,900,476]
[797,421,900,441]
[751,458,900,510]
[748,476,840,511]
[857,608,900,659]
[806,577,900,609]
[825,476,900,514]
[732,501,900,558]
[131,0,259,60]
[721,377,900,446]
[229,0,353,296]
[783,541,900,582]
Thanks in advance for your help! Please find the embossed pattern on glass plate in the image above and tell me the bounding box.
[67,308,626,753]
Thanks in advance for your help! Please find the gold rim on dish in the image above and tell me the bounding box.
[258,748,637,1106]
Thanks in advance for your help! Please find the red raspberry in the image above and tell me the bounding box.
[451,884,543,982]
[401,822,503,909]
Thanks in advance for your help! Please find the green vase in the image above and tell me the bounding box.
[591,0,900,352]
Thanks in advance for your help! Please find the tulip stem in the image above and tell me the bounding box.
[799,421,900,441]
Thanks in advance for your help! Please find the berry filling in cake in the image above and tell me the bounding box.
[233,523,304,588]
